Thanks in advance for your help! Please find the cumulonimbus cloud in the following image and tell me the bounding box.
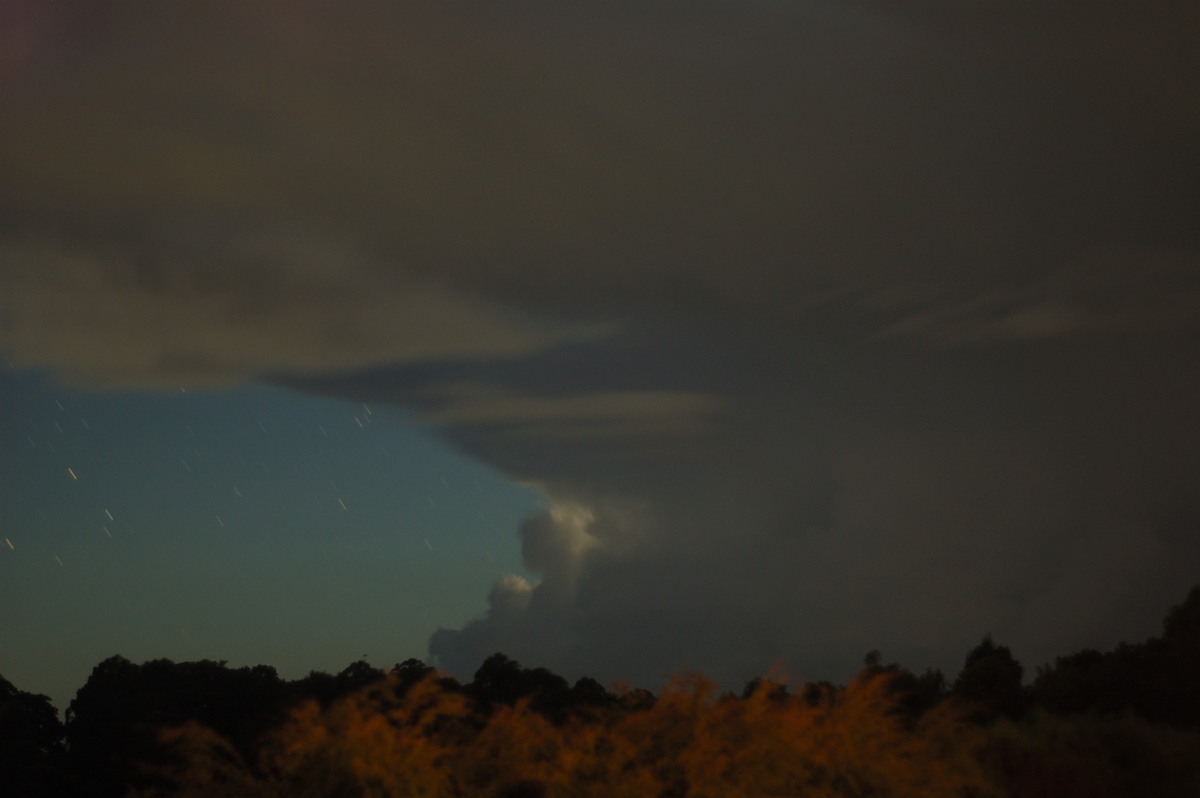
[4,0,1199,688]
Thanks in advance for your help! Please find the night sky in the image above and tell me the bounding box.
[3,1,1199,709]
[0,363,541,706]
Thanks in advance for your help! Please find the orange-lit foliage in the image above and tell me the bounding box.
[130,721,260,798]
[668,671,998,798]
[137,668,1010,797]
[260,674,472,798]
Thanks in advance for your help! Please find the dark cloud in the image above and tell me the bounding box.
[348,326,1200,687]
[3,1,1199,686]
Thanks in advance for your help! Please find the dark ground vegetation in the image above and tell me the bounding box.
[5,586,1200,797]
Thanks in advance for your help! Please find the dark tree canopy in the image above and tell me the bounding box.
[4,583,1198,797]
[1163,584,1200,643]
[1031,585,1200,728]
[0,674,66,797]
[953,636,1026,722]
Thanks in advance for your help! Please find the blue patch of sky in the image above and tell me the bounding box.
[0,362,541,708]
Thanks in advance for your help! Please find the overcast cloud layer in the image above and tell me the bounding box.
[3,0,1199,687]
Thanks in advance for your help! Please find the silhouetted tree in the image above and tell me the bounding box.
[740,676,789,703]
[1162,584,1200,643]
[569,676,614,708]
[291,669,340,706]
[467,654,575,719]
[1030,584,1200,728]
[63,655,145,797]
[0,675,66,797]
[1155,584,1200,726]
[799,680,838,708]
[470,653,527,706]
[392,657,433,683]
[889,668,947,724]
[1030,648,1121,717]
[335,659,386,692]
[64,656,294,797]
[856,652,947,725]
[616,686,657,712]
[953,636,1026,722]
[523,666,571,718]
[29,585,1200,795]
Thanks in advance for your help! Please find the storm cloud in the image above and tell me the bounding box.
[3,0,1199,687]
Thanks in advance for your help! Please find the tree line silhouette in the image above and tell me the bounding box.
[4,585,1199,797]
